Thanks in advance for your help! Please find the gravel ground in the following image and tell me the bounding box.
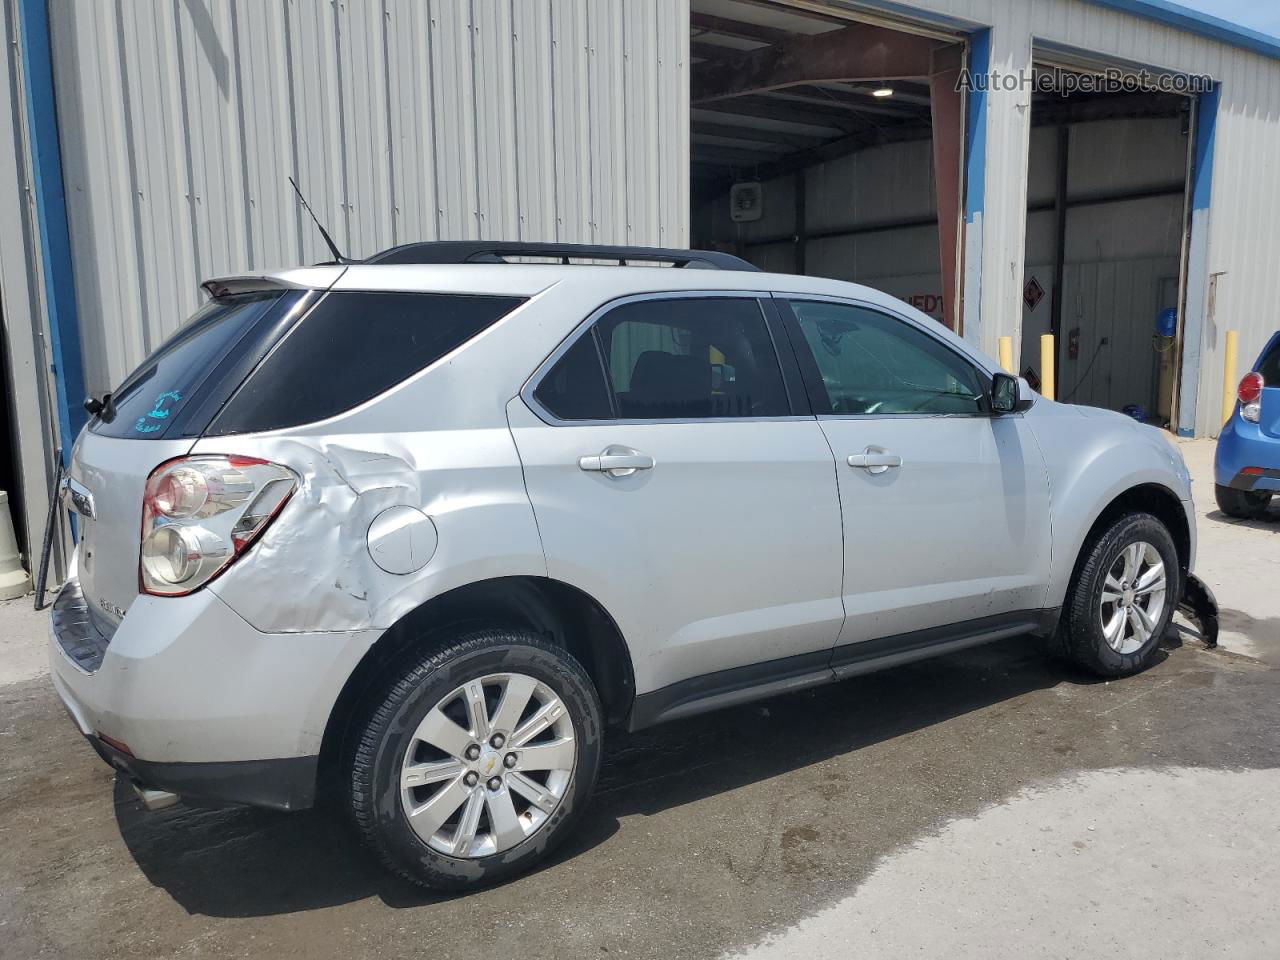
[1,437,1276,960]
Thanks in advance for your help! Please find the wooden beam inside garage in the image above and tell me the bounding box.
[692,23,941,103]
[689,12,793,46]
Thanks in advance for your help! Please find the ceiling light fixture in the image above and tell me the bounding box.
[872,86,894,98]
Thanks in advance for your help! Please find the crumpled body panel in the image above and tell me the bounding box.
[199,430,546,634]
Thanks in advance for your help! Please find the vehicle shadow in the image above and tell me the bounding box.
[1205,506,1279,531]
[114,634,1121,917]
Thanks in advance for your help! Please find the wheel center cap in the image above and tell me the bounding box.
[1123,588,1136,607]
[477,748,501,777]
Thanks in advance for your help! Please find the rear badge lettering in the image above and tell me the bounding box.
[96,596,126,619]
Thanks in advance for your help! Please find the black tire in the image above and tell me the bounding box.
[1060,512,1181,678]
[1215,483,1272,520]
[349,628,603,890]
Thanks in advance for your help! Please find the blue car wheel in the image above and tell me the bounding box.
[1214,483,1272,520]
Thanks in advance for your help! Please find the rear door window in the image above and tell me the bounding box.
[89,291,302,440]
[209,291,525,434]
[592,297,790,420]
[1258,336,1280,385]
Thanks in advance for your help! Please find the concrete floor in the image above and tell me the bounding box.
[1,438,1277,960]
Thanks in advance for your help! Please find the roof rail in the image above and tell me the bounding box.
[362,241,759,271]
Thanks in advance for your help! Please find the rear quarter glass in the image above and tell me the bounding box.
[89,291,307,440]
[206,291,525,435]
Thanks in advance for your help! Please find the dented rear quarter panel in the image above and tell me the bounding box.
[198,429,547,634]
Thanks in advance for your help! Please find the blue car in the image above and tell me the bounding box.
[1215,331,1280,518]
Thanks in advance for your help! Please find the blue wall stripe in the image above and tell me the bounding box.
[1191,83,1219,211]
[17,0,85,465]
[1082,0,1280,62]
[963,28,989,223]
[959,27,990,347]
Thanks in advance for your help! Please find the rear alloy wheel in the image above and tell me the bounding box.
[1061,512,1180,678]
[1215,484,1272,520]
[349,629,602,890]
[400,673,576,858]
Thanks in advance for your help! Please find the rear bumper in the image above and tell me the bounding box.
[1215,418,1280,492]
[1224,467,1280,492]
[85,728,318,811]
[48,576,377,810]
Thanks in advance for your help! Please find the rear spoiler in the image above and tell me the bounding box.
[201,266,346,299]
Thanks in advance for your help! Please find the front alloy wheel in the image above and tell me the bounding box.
[1097,541,1167,655]
[1061,511,1180,678]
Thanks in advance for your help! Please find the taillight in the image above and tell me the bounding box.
[140,456,296,596]
[1238,372,1264,423]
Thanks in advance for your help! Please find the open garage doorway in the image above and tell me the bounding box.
[688,1,969,331]
[0,325,27,562]
[1020,64,1194,428]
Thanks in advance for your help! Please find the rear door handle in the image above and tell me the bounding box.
[578,446,655,478]
[847,449,902,475]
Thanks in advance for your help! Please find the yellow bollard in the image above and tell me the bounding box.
[998,336,1014,374]
[1222,329,1239,426]
[1040,334,1055,400]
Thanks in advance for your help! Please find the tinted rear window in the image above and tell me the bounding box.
[90,291,299,440]
[1259,336,1280,385]
[209,291,524,434]
[596,297,789,419]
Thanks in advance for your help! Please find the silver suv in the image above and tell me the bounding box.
[49,242,1208,889]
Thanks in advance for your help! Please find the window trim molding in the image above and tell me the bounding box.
[773,293,999,421]
[520,290,810,426]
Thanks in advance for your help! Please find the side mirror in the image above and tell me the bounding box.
[990,373,1031,414]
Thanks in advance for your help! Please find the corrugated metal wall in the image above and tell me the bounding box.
[858,0,1280,435]
[48,0,691,395]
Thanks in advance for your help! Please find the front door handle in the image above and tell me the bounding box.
[847,449,902,475]
[579,446,655,478]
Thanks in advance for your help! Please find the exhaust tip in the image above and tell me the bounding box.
[132,782,180,811]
